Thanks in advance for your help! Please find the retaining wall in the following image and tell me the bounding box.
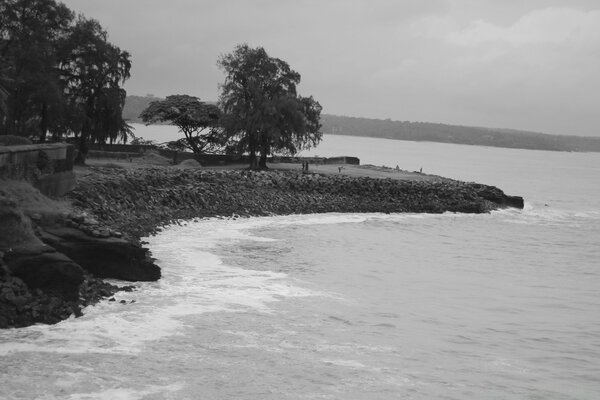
[0,143,76,196]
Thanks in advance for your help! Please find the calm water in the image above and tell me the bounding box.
[1,133,599,399]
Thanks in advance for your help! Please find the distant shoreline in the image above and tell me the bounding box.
[124,95,600,153]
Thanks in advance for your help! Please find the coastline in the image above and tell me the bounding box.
[70,165,524,240]
[1,163,524,328]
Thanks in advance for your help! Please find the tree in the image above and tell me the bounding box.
[217,44,322,169]
[0,0,74,139]
[139,94,221,159]
[58,16,131,163]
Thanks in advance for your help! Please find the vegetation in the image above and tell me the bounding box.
[0,0,131,163]
[321,115,600,152]
[217,44,322,169]
[139,94,220,159]
[126,96,600,153]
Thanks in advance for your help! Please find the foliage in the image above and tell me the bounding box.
[0,134,32,146]
[140,95,221,158]
[0,0,131,164]
[58,16,131,163]
[217,44,322,169]
[0,0,74,139]
[320,115,600,152]
[129,135,156,146]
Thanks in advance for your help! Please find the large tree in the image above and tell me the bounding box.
[139,95,221,160]
[217,44,322,169]
[0,0,131,151]
[58,16,131,163]
[0,0,73,139]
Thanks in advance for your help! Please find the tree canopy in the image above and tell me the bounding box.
[0,0,131,164]
[139,94,221,158]
[218,44,322,169]
[58,16,131,163]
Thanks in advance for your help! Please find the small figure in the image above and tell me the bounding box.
[395,165,399,171]
[419,167,422,173]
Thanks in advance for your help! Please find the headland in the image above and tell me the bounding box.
[0,150,524,328]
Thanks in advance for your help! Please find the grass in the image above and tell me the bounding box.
[0,180,72,222]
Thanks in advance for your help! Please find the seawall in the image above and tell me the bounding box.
[0,143,76,196]
[68,167,524,240]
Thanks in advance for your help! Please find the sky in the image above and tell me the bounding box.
[60,0,600,137]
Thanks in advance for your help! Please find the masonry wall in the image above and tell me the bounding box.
[0,144,76,196]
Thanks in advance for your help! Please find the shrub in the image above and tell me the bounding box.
[0,135,33,146]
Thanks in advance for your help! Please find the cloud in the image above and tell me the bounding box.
[57,0,600,136]
[447,7,600,46]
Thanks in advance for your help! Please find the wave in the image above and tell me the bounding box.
[0,218,326,356]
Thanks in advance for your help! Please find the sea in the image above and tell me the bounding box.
[1,126,599,399]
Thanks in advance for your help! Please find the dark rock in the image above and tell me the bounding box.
[39,227,161,281]
[4,251,84,301]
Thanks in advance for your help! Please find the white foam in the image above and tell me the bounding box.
[321,358,367,369]
[1,215,331,356]
[66,383,183,400]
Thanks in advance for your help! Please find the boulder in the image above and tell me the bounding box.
[39,227,160,282]
[4,248,84,301]
[471,184,525,209]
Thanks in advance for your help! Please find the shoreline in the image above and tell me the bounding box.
[1,163,524,328]
[69,165,523,239]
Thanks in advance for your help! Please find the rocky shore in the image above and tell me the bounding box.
[68,166,523,239]
[1,165,523,328]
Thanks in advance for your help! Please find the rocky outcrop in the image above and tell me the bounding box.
[1,182,155,329]
[4,244,84,300]
[68,168,524,239]
[471,184,525,209]
[2,166,523,329]
[39,227,160,281]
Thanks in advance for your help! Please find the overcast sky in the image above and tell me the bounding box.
[60,0,600,137]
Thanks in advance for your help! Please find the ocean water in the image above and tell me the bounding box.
[1,135,600,399]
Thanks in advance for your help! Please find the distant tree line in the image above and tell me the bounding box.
[320,115,600,153]
[0,0,131,163]
[127,96,600,153]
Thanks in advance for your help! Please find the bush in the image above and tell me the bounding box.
[0,135,33,146]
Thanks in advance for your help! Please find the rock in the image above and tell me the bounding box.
[84,217,99,226]
[97,229,111,238]
[4,250,84,301]
[39,227,161,282]
[30,213,42,222]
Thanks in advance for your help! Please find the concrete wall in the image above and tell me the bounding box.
[86,144,361,166]
[0,144,76,196]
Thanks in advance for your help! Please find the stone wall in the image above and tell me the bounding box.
[0,144,76,196]
[68,167,524,240]
[85,143,361,166]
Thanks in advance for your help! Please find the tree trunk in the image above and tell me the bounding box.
[38,102,48,143]
[248,150,258,170]
[248,131,259,169]
[74,128,89,165]
[258,152,268,169]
